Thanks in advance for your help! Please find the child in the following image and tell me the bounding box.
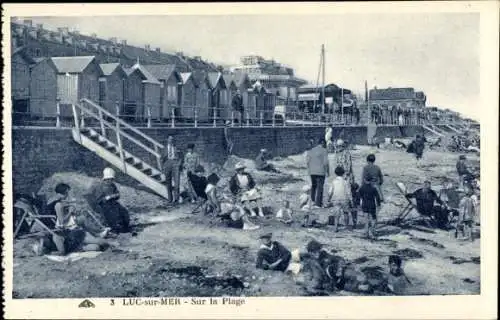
[33,183,110,256]
[327,166,352,232]
[361,154,384,202]
[298,185,312,211]
[386,255,411,295]
[218,199,260,231]
[350,182,361,228]
[457,186,476,241]
[276,200,293,224]
[358,178,382,239]
[203,173,222,215]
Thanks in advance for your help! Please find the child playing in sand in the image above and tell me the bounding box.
[456,185,476,241]
[276,200,293,224]
[327,166,352,232]
[358,178,382,239]
[386,255,411,295]
[298,185,312,211]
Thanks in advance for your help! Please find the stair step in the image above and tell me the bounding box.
[141,168,153,175]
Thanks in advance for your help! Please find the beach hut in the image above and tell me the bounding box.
[51,56,103,117]
[143,64,182,121]
[123,63,161,121]
[207,72,227,120]
[11,47,35,118]
[29,57,58,118]
[222,74,238,115]
[192,71,212,122]
[179,72,198,120]
[231,72,253,120]
[99,63,128,115]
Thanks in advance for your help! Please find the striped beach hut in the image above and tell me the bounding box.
[207,72,227,120]
[179,72,198,120]
[143,64,182,120]
[192,71,212,122]
[11,47,35,118]
[99,63,128,115]
[123,62,161,121]
[29,57,58,118]
[51,56,103,117]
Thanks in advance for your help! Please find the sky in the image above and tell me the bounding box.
[23,14,480,119]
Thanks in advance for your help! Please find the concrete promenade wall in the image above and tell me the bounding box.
[11,125,421,194]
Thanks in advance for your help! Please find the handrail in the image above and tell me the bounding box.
[75,103,161,159]
[80,98,164,149]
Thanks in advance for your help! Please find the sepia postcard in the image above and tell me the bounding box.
[2,2,498,319]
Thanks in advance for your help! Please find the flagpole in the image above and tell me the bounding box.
[341,87,344,124]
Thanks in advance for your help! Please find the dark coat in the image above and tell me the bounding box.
[229,172,256,195]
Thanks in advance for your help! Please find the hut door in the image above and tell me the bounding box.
[99,80,106,107]
[176,84,182,117]
[211,89,220,118]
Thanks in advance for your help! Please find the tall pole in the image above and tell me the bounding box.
[341,87,344,124]
[321,44,325,114]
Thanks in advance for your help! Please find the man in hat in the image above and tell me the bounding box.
[87,167,130,233]
[405,180,445,228]
[255,149,280,173]
[161,136,183,203]
[306,138,330,208]
[256,233,292,272]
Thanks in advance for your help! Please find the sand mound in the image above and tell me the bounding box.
[37,172,166,213]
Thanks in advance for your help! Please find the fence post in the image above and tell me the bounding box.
[171,108,175,128]
[272,113,275,127]
[56,99,61,128]
[246,112,250,127]
[194,110,198,128]
[260,112,263,127]
[213,111,217,128]
[303,113,306,127]
[98,108,106,138]
[231,111,235,127]
[79,105,85,128]
[115,101,120,118]
[147,104,152,128]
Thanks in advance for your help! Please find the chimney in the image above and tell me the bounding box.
[91,33,97,39]
[109,37,117,44]
[144,44,151,51]
[121,39,127,46]
[176,51,184,57]
[23,19,33,27]
[155,47,161,53]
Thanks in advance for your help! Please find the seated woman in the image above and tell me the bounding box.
[182,165,208,203]
[204,174,259,230]
[255,149,280,173]
[33,183,110,256]
[229,162,265,217]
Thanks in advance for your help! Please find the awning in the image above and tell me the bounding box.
[298,93,320,101]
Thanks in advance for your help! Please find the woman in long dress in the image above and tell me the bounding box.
[229,162,265,217]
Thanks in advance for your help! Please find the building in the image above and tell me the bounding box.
[11,47,35,117]
[192,71,212,122]
[143,64,183,120]
[99,63,128,115]
[123,63,161,121]
[51,56,103,117]
[297,83,353,113]
[207,72,227,120]
[368,87,426,109]
[179,72,198,120]
[29,57,58,118]
[230,55,307,105]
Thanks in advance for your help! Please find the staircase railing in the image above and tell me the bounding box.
[72,98,165,172]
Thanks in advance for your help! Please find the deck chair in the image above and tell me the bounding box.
[13,194,57,239]
[391,182,436,226]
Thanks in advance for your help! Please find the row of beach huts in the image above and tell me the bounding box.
[11,47,278,123]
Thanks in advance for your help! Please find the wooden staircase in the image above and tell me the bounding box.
[71,99,169,199]
[422,124,444,137]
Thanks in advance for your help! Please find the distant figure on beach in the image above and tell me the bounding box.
[306,138,330,208]
[255,149,280,173]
